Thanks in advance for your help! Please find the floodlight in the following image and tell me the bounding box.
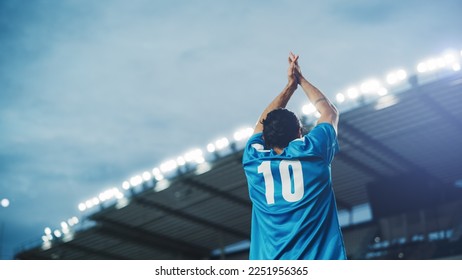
[378,87,388,96]
[85,199,94,209]
[184,151,194,161]
[68,217,78,226]
[160,160,177,173]
[244,127,253,137]
[98,192,106,202]
[361,79,382,94]
[396,69,407,80]
[53,230,62,238]
[194,149,204,160]
[99,188,114,202]
[115,191,124,199]
[195,156,205,164]
[106,189,114,200]
[152,167,161,176]
[142,171,152,181]
[233,127,253,141]
[41,236,48,242]
[111,188,119,196]
[347,87,359,99]
[427,59,437,71]
[336,93,345,103]
[417,62,427,73]
[0,198,9,208]
[386,69,407,85]
[184,149,205,163]
[184,149,204,163]
[436,58,446,68]
[207,143,216,153]
[62,227,70,234]
[215,137,229,150]
[130,175,143,186]
[176,156,186,166]
[386,73,397,85]
[91,197,100,205]
[302,103,316,115]
[233,131,241,141]
[44,227,52,235]
[60,221,68,229]
[78,203,86,211]
[152,167,164,181]
[443,53,456,64]
[122,180,130,190]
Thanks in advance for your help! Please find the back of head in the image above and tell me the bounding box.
[262,108,301,150]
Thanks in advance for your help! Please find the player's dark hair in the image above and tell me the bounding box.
[262,108,301,149]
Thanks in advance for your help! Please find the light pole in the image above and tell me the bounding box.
[1,198,10,259]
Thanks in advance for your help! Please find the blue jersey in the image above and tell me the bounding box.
[242,123,346,260]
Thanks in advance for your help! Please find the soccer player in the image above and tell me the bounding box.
[242,52,347,259]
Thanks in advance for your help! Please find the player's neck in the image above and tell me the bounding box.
[273,147,284,155]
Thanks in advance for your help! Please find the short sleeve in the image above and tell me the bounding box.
[242,132,267,164]
[306,123,339,163]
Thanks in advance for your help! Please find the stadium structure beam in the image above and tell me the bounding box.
[339,121,444,185]
[338,135,404,174]
[133,196,249,240]
[182,177,251,208]
[333,150,382,209]
[419,90,462,132]
[92,217,210,259]
[335,152,384,180]
[63,241,131,260]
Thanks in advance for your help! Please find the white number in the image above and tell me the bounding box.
[257,160,304,205]
[257,161,275,204]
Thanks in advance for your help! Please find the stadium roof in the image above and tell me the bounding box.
[16,70,462,260]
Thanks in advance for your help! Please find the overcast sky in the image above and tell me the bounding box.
[1,0,462,259]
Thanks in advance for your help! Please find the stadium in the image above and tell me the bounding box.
[13,50,462,260]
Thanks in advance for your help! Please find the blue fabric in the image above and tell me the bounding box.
[242,123,346,260]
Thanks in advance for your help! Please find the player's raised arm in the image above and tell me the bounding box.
[293,54,339,134]
[252,53,299,135]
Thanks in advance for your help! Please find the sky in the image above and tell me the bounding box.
[1,0,462,260]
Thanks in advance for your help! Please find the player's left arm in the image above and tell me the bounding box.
[253,53,299,135]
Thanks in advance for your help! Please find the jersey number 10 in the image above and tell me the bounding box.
[257,160,304,205]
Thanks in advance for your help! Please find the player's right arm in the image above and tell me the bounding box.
[251,53,299,135]
[293,55,339,134]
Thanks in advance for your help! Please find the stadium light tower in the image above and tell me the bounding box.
[408,74,419,88]
[1,198,10,260]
